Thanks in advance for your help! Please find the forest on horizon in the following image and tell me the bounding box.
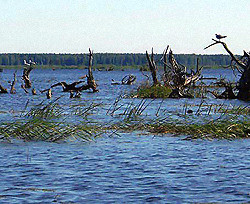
[0,53,232,68]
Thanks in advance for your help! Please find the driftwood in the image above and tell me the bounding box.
[10,71,17,94]
[167,50,202,89]
[22,60,35,88]
[205,38,250,100]
[41,48,98,95]
[208,81,237,99]
[0,83,8,93]
[46,89,52,99]
[164,48,202,98]
[41,81,85,93]
[111,74,136,85]
[121,74,136,85]
[21,84,29,93]
[144,46,203,98]
[70,91,81,98]
[32,88,37,95]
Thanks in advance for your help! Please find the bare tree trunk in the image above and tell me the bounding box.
[46,89,52,99]
[146,48,159,85]
[86,48,98,92]
[22,60,35,88]
[10,71,17,94]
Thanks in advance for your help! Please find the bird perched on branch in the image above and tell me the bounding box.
[215,34,227,40]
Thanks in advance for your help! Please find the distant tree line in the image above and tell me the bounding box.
[0,53,232,67]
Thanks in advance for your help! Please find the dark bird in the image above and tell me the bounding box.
[215,34,227,40]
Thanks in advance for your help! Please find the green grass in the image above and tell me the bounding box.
[134,84,172,98]
[109,117,250,140]
[107,98,250,140]
[0,99,103,142]
[0,97,249,142]
[148,119,249,140]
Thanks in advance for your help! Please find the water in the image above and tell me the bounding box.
[0,68,249,203]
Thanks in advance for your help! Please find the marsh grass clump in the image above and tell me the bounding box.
[25,100,63,119]
[135,84,172,98]
[0,99,103,142]
[107,98,250,140]
[147,119,250,140]
[110,117,250,140]
[0,119,97,142]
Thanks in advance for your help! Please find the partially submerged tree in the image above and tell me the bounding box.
[41,48,98,95]
[10,71,17,94]
[165,49,202,98]
[146,48,159,86]
[205,38,250,101]
[144,46,202,98]
[22,60,35,88]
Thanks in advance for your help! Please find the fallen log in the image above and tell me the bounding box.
[40,81,85,93]
[121,74,136,85]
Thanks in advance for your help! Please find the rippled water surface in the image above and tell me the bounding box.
[0,68,249,203]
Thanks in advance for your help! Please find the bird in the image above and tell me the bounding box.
[215,34,227,40]
[23,60,30,66]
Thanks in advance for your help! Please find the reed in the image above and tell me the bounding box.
[0,99,103,142]
[107,98,250,140]
[148,119,249,140]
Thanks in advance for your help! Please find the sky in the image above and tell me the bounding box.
[0,0,249,54]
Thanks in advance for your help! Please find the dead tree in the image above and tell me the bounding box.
[86,48,98,92]
[22,60,35,88]
[166,49,202,98]
[208,81,237,99]
[205,38,250,100]
[10,71,17,94]
[41,48,98,94]
[146,48,159,85]
[144,46,203,98]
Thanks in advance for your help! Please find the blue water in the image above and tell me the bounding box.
[0,68,249,203]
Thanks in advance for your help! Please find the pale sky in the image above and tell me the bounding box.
[0,0,249,54]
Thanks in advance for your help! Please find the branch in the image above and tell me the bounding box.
[204,39,246,69]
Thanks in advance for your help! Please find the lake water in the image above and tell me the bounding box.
[0,68,249,203]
